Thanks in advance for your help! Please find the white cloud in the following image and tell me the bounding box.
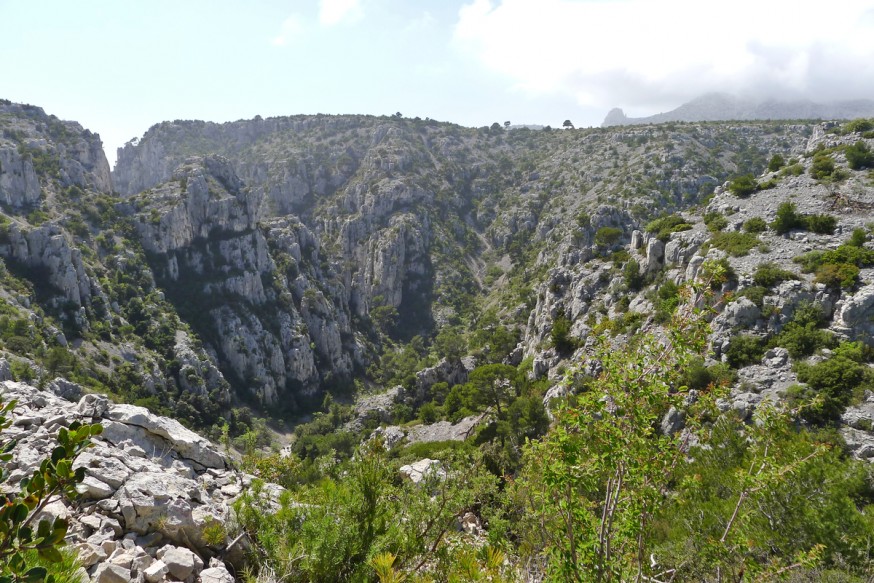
[453,0,874,112]
[319,0,363,26]
[271,15,304,46]
[404,10,436,34]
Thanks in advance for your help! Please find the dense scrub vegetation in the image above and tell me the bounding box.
[232,272,874,581]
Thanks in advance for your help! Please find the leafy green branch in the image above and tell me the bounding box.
[0,398,102,583]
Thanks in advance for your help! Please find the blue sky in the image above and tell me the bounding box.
[2,0,873,166]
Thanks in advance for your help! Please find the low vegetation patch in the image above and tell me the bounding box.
[767,154,785,172]
[727,174,759,197]
[705,231,760,257]
[594,225,623,249]
[769,302,835,360]
[787,342,874,424]
[771,201,837,235]
[846,141,874,170]
[752,262,797,288]
[703,211,728,233]
[725,334,767,368]
[809,150,849,182]
[830,117,874,138]
[645,214,692,241]
[795,231,874,289]
[743,217,767,233]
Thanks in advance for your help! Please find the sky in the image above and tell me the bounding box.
[1,0,873,167]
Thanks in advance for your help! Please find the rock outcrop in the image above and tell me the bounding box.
[128,156,359,405]
[1,379,258,583]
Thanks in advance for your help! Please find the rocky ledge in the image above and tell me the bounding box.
[0,373,275,583]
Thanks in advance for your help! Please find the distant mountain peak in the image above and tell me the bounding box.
[602,94,874,126]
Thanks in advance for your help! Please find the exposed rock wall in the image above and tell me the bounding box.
[0,221,106,311]
[0,146,41,207]
[130,156,358,405]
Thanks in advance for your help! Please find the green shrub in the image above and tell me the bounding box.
[418,401,439,424]
[737,285,767,308]
[594,226,623,248]
[770,302,835,360]
[551,315,577,355]
[703,212,728,233]
[728,174,758,197]
[814,262,860,289]
[742,217,767,233]
[757,178,779,190]
[848,227,868,247]
[609,249,630,265]
[622,259,644,291]
[771,202,805,234]
[805,213,837,235]
[844,118,874,134]
[752,262,797,288]
[779,163,804,177]
[796,242,874,272]
[767,154,785,172]
[655,414,874,577]
[810,152,836,180]
[789,342,874,423]
[653,280,680,324]
[645,214,692,241]
[724,334,766,368]
[769,203,836,235]
[680,358,736,391]
[845,141,874,170]
[706,232,759,257]
[795,236,874,289]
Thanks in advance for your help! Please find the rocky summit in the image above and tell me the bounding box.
[3,98,874,580]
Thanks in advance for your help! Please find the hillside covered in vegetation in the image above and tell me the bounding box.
[3,99,874,581]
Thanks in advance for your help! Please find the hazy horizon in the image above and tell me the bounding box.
[2,0,873,166]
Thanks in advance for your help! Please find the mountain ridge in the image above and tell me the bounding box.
[603,92,874,126]
[4,97,874,580]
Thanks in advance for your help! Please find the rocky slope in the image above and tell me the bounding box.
[112,115,812,402]
[4,98,874,579]
[4,97,874,447]
[0,101,233,432]
[603,93,874,126]
[0,366,252,583]
[523,118,874,460]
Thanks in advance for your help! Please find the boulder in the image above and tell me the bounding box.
[199,564,235,583]
[143,560,169,583]
[833,282,874,339]
[644,238,665,273]
[717,297,761,330]
[399,458,446,484]
[90,563,131,583]
[660,407,685,435]
[104,404,226,469]
[157,545,204,580]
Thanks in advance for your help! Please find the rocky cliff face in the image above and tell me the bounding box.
[6,99,874,442]
[0,102,235,431]
[112,115,808,357]
[5,99,874,579]
[0,102,111,198]
[124,155,359,406]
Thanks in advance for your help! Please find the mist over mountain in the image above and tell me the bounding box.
[603,93,874,127]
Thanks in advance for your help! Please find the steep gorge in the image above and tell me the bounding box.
[5,99,874,580]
